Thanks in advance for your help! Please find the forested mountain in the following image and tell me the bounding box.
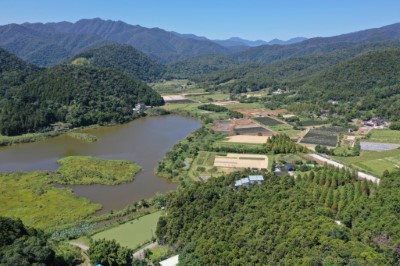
[201,41,400,93]
[305,48,400,98]
[165,54,237,79]
[0,23,108,66]
[0,64,164,135]
[0,18,230,66]
[0,48,40,101]
[70,44,165,81]
[157,168,400,265]
[232,23,400,64]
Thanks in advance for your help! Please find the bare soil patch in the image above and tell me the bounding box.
[226,135,269,144]
[234,108,287,117]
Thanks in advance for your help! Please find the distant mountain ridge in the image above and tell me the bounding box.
[213,37,307,47]
[0,18,231,66]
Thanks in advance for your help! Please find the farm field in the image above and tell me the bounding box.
[225,135,269,144]
[0,171,100,231]
[253,116,284,127]
[188,151,228,179]
[300,127,346,147]
[162,95,194,104]
[299,119,329,127]
[334,149,400,177]
[93,211,162,249]
[367,129,400,144]
[235,126,273,136]
[214,153,269,170]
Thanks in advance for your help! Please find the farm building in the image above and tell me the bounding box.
[235,175,264,187]
[214,153,269,170]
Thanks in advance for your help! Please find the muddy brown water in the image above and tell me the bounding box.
[0,116,201,213]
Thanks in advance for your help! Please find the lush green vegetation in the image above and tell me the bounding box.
[265,133,308,154]
[156,127,225,180]
[0,64,164,136]
[67,132,98,142]
[155,165,400,265]
[0,131,62,146]
[0,171,100,231]
[56,156,142,185]
[165,54,236,79]
[88,238,146,266]
[0,217,56,265]
[71,44,165,81]
[93,211,161,249]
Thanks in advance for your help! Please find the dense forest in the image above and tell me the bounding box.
[0,64,164,135]
[0,217,56,265]
[71,44,165,81]
[156,167,400,265]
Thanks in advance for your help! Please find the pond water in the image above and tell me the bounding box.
[0,116,201,212]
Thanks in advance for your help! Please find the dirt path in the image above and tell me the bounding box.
[133,242,158,260]
[69,242,89,251]
[308,154,380,184]
[297,127,311,144]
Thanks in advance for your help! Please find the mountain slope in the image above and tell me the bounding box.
[0,64,164,135]
[214,37,307,47]
[0,19,230,65]
[305,48,400,99]
[165,54,237,79]
[233,23,400,64]
[0,48,40,99]
[0,23,107,66]
[71,44,165,81]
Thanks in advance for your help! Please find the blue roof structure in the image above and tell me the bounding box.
[248,175,264,181]
[285,164,294,171]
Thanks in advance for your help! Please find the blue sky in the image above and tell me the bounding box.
[1,0,399,41]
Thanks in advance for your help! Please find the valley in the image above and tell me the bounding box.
[1,13,400,266]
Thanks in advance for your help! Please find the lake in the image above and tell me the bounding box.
[0,116,201,212]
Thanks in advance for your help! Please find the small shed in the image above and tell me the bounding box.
[248,175,264,184]
[274,168,282,173]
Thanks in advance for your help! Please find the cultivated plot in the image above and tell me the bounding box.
[300,127,346,147]
[253,116,284,127]
[214,153,268,170]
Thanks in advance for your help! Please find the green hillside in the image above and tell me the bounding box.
[71,44,165,81]
[0,64,164,135]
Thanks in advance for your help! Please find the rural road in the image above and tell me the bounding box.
[133,242,158,259]
[309,154,380,184]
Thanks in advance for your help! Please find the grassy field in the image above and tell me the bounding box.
[189,92,231,103]
[0,171,100,231]
[367,129,400,144]
[334,149,400,177]
[56,156,142,185]
[149,79,202,94]
[67,132,98,142]
[92,211,161,249]
[224,102,265,110]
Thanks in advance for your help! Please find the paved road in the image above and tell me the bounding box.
[309,154,380,184]
[133,242,158,259]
